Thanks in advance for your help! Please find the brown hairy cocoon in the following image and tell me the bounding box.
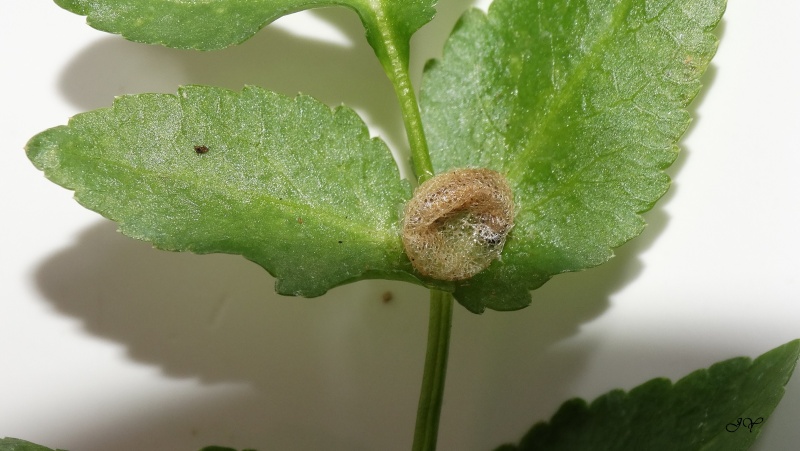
[402,168,515,281]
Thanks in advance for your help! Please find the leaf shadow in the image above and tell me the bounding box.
[436,206,668,446]
[29,211,662,450]
[36,2,689,449]
[32,220,428,451]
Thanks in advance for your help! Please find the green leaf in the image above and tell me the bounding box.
[26,85,431,297]
[53,0,436,60]
[498,339,800,451]
[0,438,66,451]
[420,0,725,312]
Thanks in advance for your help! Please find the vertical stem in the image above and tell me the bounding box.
[362,9,451,450]
[385,52,454,446]
[379,42,452,451]
[365,10,435,184]
[412,290,454,451]
[390,68,435,184]
[378,37,452,451]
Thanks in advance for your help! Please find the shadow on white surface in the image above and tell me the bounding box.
[27,203,663,450]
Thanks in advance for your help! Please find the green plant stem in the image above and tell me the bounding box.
[412,289,454,451]
[384,51,451,451]
[390,68,434,184]
[389,53,454,445]
[367,20,434,183]
[367,14,450,450]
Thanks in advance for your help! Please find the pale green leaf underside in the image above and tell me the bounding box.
[421,0,726,312]
[54,0,436,60]
[27,86,423,297]
[499,339,800,451]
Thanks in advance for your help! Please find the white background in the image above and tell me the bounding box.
[1,1,798,450]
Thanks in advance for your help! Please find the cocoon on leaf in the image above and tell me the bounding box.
[402,168,515,281]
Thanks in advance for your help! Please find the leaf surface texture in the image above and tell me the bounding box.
[54,0,436,57]
[27,86,416,297]
[421,0,725,311]
[498,339,800,451]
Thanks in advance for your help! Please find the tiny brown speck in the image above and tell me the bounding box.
[381,291,393,303]
[297,217,303,224]
[194,145,209,154]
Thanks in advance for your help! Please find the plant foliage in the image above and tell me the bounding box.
[0,438,65,451]
[33,0,726,312]
[27,86,423,296]
[497,340,800,451]
[420,0,725,311]
[17,0,800,450]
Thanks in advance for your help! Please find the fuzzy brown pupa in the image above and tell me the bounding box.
[402,168,515,281]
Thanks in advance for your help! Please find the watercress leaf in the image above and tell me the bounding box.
[421,0,725,312]
[0,438,66,451]
[53,0,436,58]
[497,339,800,451]
[27,85,421,297]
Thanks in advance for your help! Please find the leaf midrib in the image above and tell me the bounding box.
[68,148,398,246]
[505,0,636,187]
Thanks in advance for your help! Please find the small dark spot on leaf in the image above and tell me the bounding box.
[382,291,393,303]
[297,217,303,224]
[338,240,343,244]
[194,145,209,154]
